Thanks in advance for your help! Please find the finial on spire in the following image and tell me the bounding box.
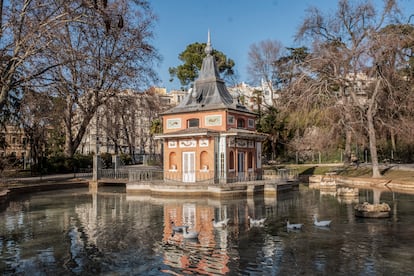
[205,29,212,55]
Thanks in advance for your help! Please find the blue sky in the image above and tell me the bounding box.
[149,0,414,91]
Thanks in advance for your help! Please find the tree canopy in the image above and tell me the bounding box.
[0,0,160,159]
[169,42,235,88]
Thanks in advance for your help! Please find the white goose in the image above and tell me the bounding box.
[212,218,230,228]
[286,219,304,230]
[313,214,332,227]
[248,216,266,227]
[183,228,199,239]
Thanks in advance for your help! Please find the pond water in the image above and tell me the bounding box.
[0,184,413,275]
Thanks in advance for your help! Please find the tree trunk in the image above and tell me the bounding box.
[271,136,277,160]
[390,128,396,153]
[341,86,353,164]
[63,105,95,158]
[365,78,384,178]
[64,130,74,158]
[64,98,74,158]
[367,109,381,177]
[344,129,352,164]
[121,114,135,164]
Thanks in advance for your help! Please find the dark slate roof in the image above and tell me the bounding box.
[162,32,254,115]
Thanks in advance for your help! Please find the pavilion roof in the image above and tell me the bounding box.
[162,31,254,116]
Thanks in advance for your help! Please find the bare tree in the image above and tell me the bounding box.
[295,0,402,177]
[247,40,285,105]
[368,23,414,161]
[19,89,54,172]
[37,0,160,157]
[98,87,163,163]
[0,1,82,112]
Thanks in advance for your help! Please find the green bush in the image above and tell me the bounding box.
[120,153,132,165]
[100,153,112,168]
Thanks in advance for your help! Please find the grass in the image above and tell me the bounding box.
[264,164,414,183]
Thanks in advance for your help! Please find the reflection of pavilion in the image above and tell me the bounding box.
[161,201,231,275]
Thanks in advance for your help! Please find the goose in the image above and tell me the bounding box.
[183,228,199,239]
[286,219,304,230]
[212,218,230,228]
[248,216,266,227]
[171,221,188,232]
[313,214,332,227]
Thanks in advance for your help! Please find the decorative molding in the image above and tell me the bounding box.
[236,139,247,148]
[205,115,222,126]
[248,140,255,148]
[228,137,235,147]
[168,140,177,148]
[199,138,209,147]
[179,139,197,148]
[166,118,181,129]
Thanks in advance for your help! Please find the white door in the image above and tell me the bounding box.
[183,152,195,182]
[238,152,245,181]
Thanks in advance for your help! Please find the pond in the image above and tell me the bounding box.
[0,184,413,275]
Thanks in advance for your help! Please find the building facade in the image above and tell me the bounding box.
[78,88,172,159]
[0,126,29,161]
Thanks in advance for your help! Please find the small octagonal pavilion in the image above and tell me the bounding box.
[156,32,267,184]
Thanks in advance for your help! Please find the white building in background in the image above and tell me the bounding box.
[228,79,279,111]
[169,89,188,106]
[78,88,174,158]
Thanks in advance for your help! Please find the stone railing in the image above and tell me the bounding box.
[262,168,298,181]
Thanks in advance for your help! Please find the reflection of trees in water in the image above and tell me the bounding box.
[1,187,414,274]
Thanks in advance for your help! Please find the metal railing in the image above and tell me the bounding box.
[225,171,262,183]
[75,167,298,184]
[99,168,129,179]
[129,169,163,182]
[128,169,265,184]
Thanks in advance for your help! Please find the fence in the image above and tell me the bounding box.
[129,169,265,184]
[129,169,163,182]
[76,167,297,184]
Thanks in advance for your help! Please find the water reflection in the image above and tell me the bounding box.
[0,185,413,275]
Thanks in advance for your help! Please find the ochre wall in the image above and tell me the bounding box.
[163,110,257,134]
[163,136,215,181]
[161,108,260,183]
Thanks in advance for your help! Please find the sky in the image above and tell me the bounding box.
[149,0,414,91]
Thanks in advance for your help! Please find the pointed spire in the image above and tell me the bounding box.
[205,29,212,55]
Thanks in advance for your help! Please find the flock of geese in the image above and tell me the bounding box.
[286,214,332,230]
[171,214,332,240]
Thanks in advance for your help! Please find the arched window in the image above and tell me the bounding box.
[229,151,234,170]
[187,118,199,128]
[237,118,245,129]
[200,151,208,171]
[169,152,177,170]
[248,152,253,169]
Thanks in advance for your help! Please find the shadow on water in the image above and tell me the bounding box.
[0,185,414,275]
